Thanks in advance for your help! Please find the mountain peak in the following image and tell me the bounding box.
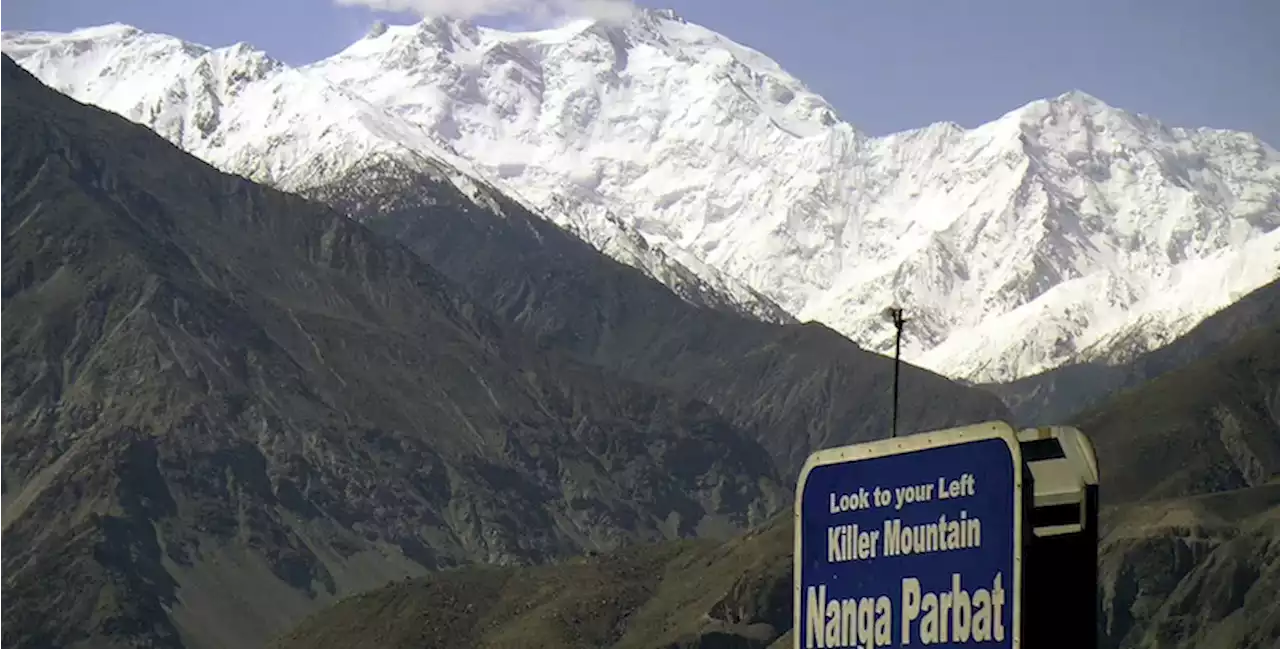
[1053,88,1106,105]
[67,22,142,40]
[1046,89,1130,118]
[996,88,1139,138]
[638,7,687,25]
[415,13,476,32]
[412,14,482,48]
[1003,88,1119,121]
[5,19,1277,386]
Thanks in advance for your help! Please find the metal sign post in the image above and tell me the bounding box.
[793,421,1030,649]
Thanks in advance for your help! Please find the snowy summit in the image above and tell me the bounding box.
[5,9,1278,382]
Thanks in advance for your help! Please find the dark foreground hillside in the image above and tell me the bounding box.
[273,485,1280,649]
[1097,483,1280,649]
[272,513,795,649]
[276,317,1280,649]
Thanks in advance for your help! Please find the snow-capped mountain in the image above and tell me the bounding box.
[1,22,794,325]
[6,10,1278,382]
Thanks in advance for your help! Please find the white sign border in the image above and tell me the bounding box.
[792,420,1026,649]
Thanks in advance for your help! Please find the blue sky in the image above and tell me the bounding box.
[4,0,1277,144]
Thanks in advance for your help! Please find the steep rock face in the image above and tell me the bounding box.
[6,14,1279,382]
[306,156,1011,479]
[0,57,785,649]
[1097,485,1280,649]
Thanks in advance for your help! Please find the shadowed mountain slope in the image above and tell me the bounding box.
[1076,323,1280,505]
[0,55,786,649]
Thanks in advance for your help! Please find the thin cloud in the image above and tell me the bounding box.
[333,0,639,24]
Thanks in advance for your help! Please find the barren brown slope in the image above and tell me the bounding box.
[272,513,794,649]
[273,487,1280,649]
[0,55,785,649]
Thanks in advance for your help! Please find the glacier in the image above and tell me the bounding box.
[5,9,1277,383]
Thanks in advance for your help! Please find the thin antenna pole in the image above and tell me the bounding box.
[887,307,907,438]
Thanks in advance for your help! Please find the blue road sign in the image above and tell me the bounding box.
[793,421,1025,649]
